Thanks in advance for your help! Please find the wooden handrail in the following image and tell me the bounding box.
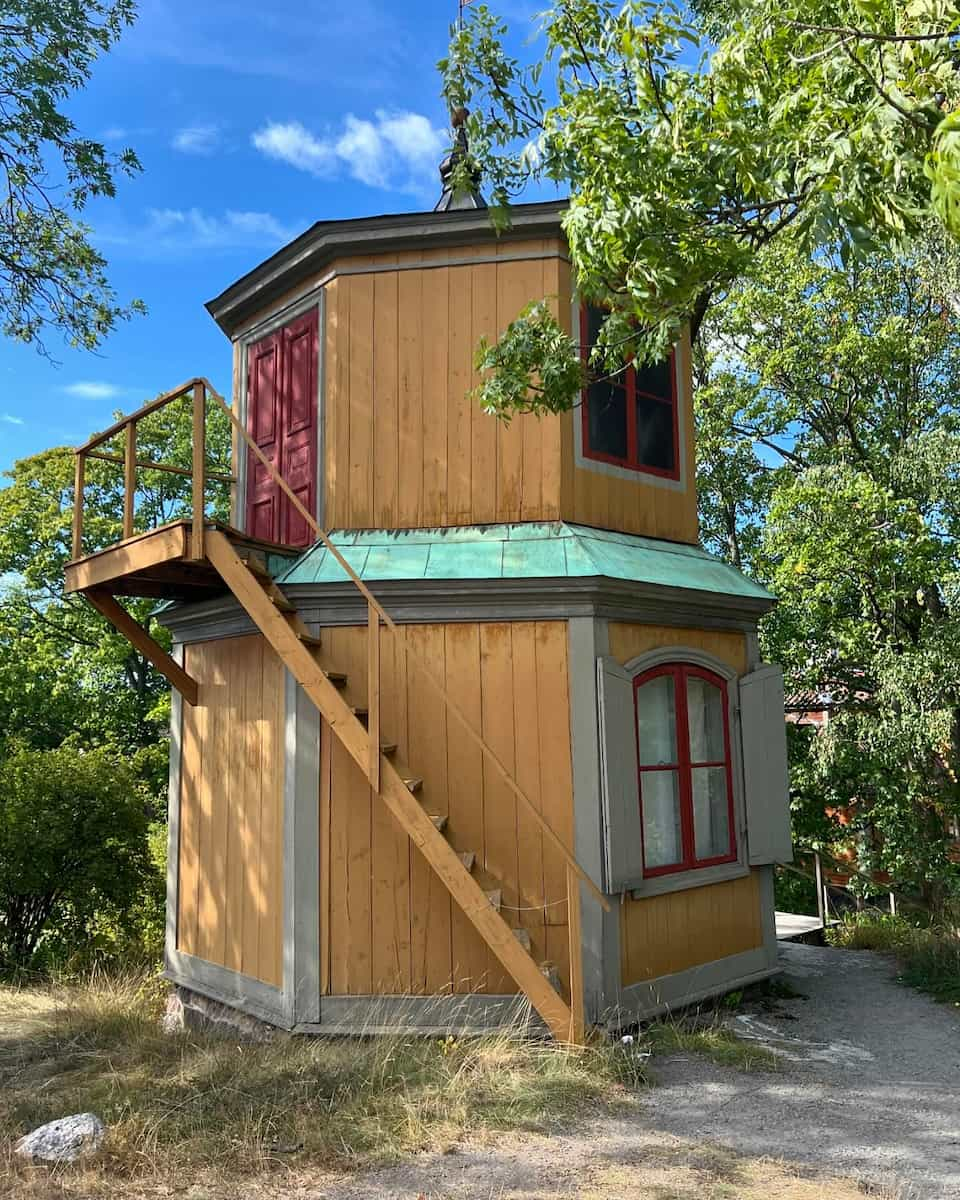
[208,383,610,915]
[72,378,235,562]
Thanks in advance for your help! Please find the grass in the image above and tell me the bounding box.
[826,911,960,1006]
[642,1017,780,1072]
[0,970,645,1195]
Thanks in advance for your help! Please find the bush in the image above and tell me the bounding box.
[826,911,960,1004]
[0,743,151,971]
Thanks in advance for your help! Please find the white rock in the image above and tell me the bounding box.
[14,1113,105,1163]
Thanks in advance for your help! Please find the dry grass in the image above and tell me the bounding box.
[641,1017,780,1073]
[0,971,642,1197]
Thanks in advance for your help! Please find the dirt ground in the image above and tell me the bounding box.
[304,943,959,1200]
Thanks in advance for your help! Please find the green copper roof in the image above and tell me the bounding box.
[275,523,774,603]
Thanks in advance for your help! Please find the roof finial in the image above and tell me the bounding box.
[434,106,487,212]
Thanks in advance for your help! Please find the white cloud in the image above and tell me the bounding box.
[172,123,220,155]
[62,382,127,401]
[0,412,24,424]
[98,208,302,257]
[251,110,447,193]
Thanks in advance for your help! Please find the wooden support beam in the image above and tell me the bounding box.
[566,863,585,1045]
[191,383,206,561]
[72,452,85,561]
[123,422,137,540]
[367,601,380,793]
[84,589,199,706]
[204,529,574,1042]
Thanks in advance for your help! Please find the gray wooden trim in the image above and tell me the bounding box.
[316,289,326,531]
[295,993,547,1037]
[607,945,778,1027]
[159,577,769,643]
[164,645,185,973]
[207,200,567,337]
[165,950,290,1028]
[283,666,321,1025]
[621,644,739,680]
[629,859,750,901]
[567,618,614,1021]
[757,865,779,966]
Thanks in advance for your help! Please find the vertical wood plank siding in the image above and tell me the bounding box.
[319,620,575,996]
[606,622,761,987]
[177,635,284,987]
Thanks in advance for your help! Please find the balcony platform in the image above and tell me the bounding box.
[64,520,298,601]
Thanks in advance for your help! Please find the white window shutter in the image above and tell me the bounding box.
[739,664,793,864]
[597,655,644,891]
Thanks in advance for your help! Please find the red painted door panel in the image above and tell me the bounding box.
[245,308,318,547]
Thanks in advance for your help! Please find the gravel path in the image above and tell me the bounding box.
[645,941,960,1198]
[314,943,960,1199]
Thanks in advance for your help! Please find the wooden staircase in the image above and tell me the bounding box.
[65,377,610,1044]
[205,530,577,1039]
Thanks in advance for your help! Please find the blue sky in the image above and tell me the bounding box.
[0,0,548,476]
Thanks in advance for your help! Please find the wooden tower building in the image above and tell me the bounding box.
[65,190,792,1041]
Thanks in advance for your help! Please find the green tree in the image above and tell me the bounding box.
[442,1,960,415]
[695,235,960,905]
[0,2,143,352]
[0,743,149,969]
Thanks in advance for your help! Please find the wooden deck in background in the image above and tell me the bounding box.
[776,911,831,941]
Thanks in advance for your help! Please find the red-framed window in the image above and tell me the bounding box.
[580,304,680,480]
[633,663,737,877]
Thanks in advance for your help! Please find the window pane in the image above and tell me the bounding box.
[587,380,628,459]
[636,674,677,766]
[634,358,673,403]
[692,766,731,861]
[641,770,683,869]
[635,393,675,472]
[687,675,726,763]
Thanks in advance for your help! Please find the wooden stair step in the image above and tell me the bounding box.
[324,671,347,689]
[297,632,322,648]
[485,888,502,912]
[351,706,368,723]
[402,776,423,794]
[381,742,398,757]
[512,928,531,952]
[270,590,296,613]
[458,851,476,873]
[239,554,271,580]
[428,814,448,833]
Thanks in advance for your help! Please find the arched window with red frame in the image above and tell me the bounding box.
[633,663,736,876]
[580,304,679,480]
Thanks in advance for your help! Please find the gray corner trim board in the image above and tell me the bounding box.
[164,950,290,1029]
[207,200,568,337]
[283,667,322,1025]
[607,945,778,1028]
[164,645,185,974]
[159,576,767,645]
[567,618,616,1022]
[295,993,548,1037]
[758,865,779,966]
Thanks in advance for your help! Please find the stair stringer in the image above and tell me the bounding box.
[204,530,576,1042]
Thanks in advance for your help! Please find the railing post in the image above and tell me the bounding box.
[367,600,380,793]
[123,422,137,540]
[566,862,585,1045]
[72,451,85,561]
[814,851,826,928]
[191,382,206,560]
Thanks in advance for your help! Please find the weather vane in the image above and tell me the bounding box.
[457,0,475,33]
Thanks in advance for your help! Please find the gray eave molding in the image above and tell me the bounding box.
[206,200,568,338]
[158,574,773,644]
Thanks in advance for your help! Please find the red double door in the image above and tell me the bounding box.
[244,308,319,548]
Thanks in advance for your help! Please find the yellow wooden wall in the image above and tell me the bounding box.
[233,237,699,543]
[177,635,285,988]
[607,621,762,986]
[322,241,566,529]
[318,620,575,996]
